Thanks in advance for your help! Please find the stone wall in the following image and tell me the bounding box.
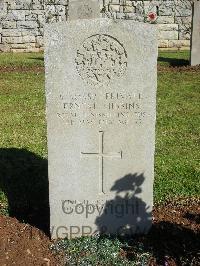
[0,0,44,52]
[0,0,192,52]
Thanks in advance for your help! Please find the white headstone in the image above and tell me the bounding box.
[45,19,157,239]
[190,0,200,66]
[68,0,100,20]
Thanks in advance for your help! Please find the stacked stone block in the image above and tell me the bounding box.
[0,0,192,52]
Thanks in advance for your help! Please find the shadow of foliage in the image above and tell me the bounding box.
[95,173,152,237]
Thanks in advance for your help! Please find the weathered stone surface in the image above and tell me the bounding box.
[32,3,44,10]
[175,16,192,25]
[156,16,175,24]
[6,0,32,10]
[169,39,190,48]
[36,35,44,47]
[158,24,179,31]
[116,12,126,20]
[174,1,192,17]
[123,5,135,13]
[179,31,191,40]
[9,42,36,49]
[0,43,11,52]
[45,4,66,16]
[17,21,39,29]
[2,21,17,29]
[158,40,169,48]
[0,2,8,20]
[159,30,178,40]
[2,29,40,37]
[68,0,100,21]
[190,0,200,66]
[4,10,26,21]
[178,19,192,40]
[2,35,35,43]
[25,12,38,21]
[125,13,143,21]
[11,47,41,52]
[158,1,174,16]
[143,1,157,14]
[45,19,157,239]
[109,4,120,13]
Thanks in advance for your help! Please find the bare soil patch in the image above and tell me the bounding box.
[0,66,44,73]
[158,65,200,73]
[0,215,64,266]
[0,198,199,265]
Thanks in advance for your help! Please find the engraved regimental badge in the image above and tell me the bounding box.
[75,34,127,87]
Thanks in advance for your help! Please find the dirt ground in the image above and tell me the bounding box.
[148,198,200,266]
[0,215,63,266]
[0,198,199,266]
[0,66,44,73]
[158,64,200,73]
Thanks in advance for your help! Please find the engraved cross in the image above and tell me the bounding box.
[81,131,122,194]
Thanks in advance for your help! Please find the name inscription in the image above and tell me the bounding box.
[57,92,145,127]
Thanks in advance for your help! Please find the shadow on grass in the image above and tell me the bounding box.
[0,148,49,235]
[158,56,189,67]
[29,57,44,61]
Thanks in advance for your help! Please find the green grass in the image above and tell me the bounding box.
[0,52,44,67]
[155,71,200,202]
[0,72,46,154]
[0,51,199,213]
